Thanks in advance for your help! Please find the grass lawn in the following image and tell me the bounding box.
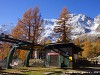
[0,66,64,75]
[1,66,100,75]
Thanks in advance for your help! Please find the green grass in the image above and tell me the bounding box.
[25,71,43,75]
[0,67,63,75]
[2,66,99,75]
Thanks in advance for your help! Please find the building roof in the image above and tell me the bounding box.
[44,43,83,53]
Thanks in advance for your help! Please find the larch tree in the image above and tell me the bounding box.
[40,37,46,45]
[82,39,92,58]
[74,38,80,46]
[11,6,43,59]
[0,43,11,60]
[95,39,100,55]
[12,6,43,43]
[92,39,100,57]
[45,39,51,44]
[54,7,71,43]
[53,7,71,64]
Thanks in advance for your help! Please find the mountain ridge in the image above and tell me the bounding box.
[41,14,100,42]
[0,14,100,42]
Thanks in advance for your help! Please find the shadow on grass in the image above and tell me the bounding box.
[0,69,27,75]
[0,71,26,75]
[8,73,27,75]
[94,64,100,67]
[79,67,100,72]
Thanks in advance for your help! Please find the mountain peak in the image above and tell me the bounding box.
[94,15,100,24]
[41,14,100,41]
[0,14,100,42]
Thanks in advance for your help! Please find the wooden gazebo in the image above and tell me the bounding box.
[44,43,83,69]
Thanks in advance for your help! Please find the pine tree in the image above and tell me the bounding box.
[54,7,71,43]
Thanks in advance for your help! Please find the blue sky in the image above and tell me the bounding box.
[0,0,100,25]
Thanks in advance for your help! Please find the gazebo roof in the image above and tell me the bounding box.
[44,43,83,53]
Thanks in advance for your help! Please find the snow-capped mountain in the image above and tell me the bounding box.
[39,19,60,43]
[93,15,100,32]
[40,14,100,42]
[0,23,15,34]
[67,14,94,39]
[0,14,100,42]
